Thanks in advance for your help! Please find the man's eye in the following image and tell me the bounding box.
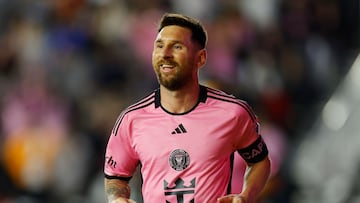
[174,45,182,49]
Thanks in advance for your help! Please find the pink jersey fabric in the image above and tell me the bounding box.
[104,85,263,203]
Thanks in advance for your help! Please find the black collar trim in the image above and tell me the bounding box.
[154,85,207,110]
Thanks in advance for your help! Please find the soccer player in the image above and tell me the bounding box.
[104,13,271,203]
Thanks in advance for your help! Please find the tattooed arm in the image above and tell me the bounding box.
[104,178,136,203]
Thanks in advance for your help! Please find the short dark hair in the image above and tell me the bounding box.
[157,13,208,49]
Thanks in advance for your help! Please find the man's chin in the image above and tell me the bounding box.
[160,81,182,91]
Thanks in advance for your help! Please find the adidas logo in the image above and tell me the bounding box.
[171,124,187,134]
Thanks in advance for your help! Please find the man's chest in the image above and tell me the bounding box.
[130,114,238,164]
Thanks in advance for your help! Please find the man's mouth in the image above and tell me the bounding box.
[161,64,175,68]
[161,64,175,73]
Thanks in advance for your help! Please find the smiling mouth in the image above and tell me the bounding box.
[160,64,176,73]
[161,64,174,68]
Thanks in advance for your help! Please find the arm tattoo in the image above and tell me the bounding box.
[105,179,131,201]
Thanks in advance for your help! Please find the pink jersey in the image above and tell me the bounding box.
[104,85,268,203]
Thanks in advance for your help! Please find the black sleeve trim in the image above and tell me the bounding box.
[237,136,268,164]
[104,174,132,182]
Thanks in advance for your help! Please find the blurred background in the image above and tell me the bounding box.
[0,0,359,203]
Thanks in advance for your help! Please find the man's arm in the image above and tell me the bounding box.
[218,156,271,203]
[240,156,271,202]
[104,178,136,203]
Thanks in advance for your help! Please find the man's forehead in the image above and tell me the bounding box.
[156,25,192,42]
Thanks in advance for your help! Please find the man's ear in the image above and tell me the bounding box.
[197,49,207,68]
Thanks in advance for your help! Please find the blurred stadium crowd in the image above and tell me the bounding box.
[0,0,358,203]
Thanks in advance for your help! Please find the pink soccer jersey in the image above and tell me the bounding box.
[104,85,268,203]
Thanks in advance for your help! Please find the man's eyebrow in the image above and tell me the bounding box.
[155,39,184,45]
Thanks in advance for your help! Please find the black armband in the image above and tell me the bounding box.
[237,136,268,164]
[104,174,132,182]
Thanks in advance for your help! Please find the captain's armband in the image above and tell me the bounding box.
[237,136,268,164]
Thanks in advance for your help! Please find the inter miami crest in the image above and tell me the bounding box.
[169,149,190,171]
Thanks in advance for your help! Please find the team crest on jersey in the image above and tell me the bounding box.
[169,149,190,171]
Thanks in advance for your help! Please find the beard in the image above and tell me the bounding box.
[154,61,191,91]
[157,72,186,90]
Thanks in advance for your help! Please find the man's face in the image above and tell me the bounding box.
[152,25,199,90]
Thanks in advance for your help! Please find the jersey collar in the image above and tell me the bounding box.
[154,85,207,109]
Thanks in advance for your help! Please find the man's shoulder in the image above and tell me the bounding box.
[204,86,257,121]
[205,86,248,108]
[121,90,157,116]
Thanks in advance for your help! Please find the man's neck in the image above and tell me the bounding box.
[160,85,200,114]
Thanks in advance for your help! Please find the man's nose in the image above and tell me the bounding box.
[161,46,173,58]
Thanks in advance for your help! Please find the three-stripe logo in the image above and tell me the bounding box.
[171,124,187,134]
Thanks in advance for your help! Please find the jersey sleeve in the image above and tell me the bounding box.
[104,113,139,178]
[235,103,268,164]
